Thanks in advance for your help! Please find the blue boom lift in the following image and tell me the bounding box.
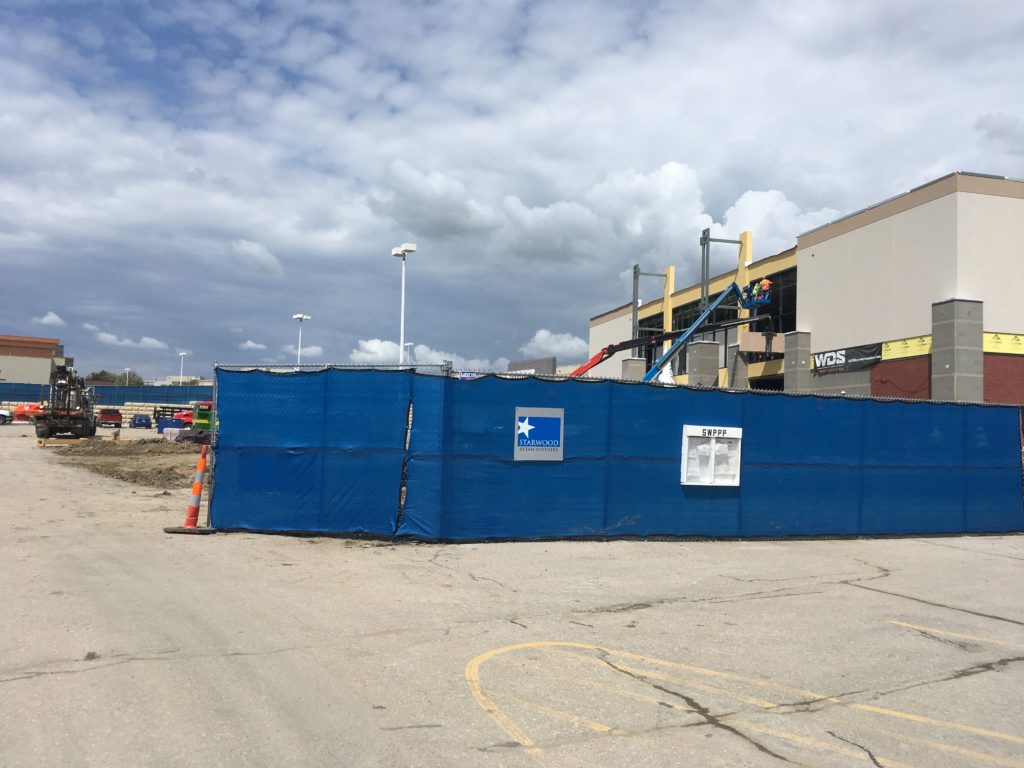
[570,279,771,381]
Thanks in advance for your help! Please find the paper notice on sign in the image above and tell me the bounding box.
[685,437,712,483]
[682,425,742,486]
[713,437,740,485]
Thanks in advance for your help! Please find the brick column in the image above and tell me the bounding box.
[931,299,983,402]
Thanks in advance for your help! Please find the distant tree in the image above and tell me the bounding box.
[87,370,145,386]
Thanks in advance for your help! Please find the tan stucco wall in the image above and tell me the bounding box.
[585,307,634,378]
[956,192,1024,332]
[796,194,959,351]
[0,356,55,385]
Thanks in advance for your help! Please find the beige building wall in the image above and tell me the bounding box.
[955,191,1024,331]
[0,356,57,385]
[585,305,633,378]
[798,173,1024,354]
[797,194,958,352]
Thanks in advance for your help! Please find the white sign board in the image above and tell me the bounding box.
[681,425,742,487]
[514,407,564,462]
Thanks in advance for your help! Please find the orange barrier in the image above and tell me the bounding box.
[183,445,208,528]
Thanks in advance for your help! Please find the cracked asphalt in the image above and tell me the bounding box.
[2,422,1023,767]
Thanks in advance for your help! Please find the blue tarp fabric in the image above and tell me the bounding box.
[210,369,1024,539]
[0,383,213,405]
[211,370,409,533]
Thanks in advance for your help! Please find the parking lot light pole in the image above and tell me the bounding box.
[124,368,131,386]
[292,314,311,365]
[178,352,186,384]
[391,243,416,364]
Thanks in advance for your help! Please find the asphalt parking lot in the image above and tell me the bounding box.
[2,421,1023,767]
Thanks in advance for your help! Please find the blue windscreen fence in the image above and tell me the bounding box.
[0,383,212,405]
[92,385,213,405]
[210,369,1024,539]
[212,370,410,534]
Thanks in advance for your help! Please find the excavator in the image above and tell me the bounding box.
[571,279,771,381]
[34,363,97,438]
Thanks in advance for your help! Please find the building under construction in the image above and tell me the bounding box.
[586,172,1024,404]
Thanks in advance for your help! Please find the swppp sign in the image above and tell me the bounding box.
[514,407,564,461]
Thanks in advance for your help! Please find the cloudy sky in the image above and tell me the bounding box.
[3,0,1023,379]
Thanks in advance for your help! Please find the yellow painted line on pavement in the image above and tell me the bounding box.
[465,643,547,755]
[492,692,613,733]
[545,669,694,713]
[465,640,1024,760]
[735,721,915,768]
[851,703,1024,747]
[549,650,1024,768]
[872,727,1024,768]
[551,649,779,709]
[888,620,1024,651]
[601,644,1024,747]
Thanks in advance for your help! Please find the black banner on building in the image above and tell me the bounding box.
[811,343,882,376]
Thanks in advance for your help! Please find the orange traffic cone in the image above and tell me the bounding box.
[164,445,215,535]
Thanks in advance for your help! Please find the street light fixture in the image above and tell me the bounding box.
[390,243,416,364]
[292,313,311,365]
[178,352,187,385]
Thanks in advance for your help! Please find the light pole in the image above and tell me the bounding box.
[292,313,311,365]
[178,352,186,384]
[404,342,414,365]
[391,243,417,364]
[124,368,131,386]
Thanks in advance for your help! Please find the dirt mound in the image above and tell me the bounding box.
[55,439,203,488]
[67,439,198,456]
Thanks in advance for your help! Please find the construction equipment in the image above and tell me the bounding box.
[34,363,97,439]
[570,280,771,381]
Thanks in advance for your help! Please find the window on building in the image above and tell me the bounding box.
[638,313,663,370]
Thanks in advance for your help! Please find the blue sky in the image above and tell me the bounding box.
[3,0,1023,379]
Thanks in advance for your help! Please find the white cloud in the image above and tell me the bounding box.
[585,163,710,245]
[371,160,501,238]
[498,196,607,262]
[519,329,588,360]
[231,239,285,278]
[348,339,509,371]
[2,1,1023,381]
[95,332,169,349]
[31,310,66,326]
[348,339,400,364]
[718,191,840,260]
[281,344,323,358]
[82,323,99,332]
[239,339,267,350]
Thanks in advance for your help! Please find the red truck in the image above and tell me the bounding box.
[98,408,123,428]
